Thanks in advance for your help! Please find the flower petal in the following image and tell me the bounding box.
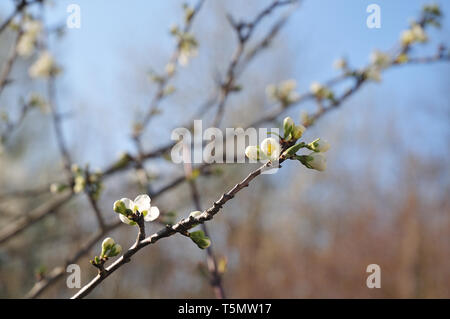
[134,194,151,212]
[119,213,135,225]
[260,137,281,161]
[144,206,160,222]
[120,198,134,210]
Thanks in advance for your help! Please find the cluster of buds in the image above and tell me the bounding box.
[91,237,122,269]
[282,116,306,142]
[113,194,160,225]
[266,79,300,107]
[245,117,330,172]
[310,82,335,102]
[282,117,330,171]
[15,16,42,58]
[29,51,61,79]
[400,4,442,48]
[170,25,198,66]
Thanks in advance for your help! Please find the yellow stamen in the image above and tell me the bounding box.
[267,143,273,155]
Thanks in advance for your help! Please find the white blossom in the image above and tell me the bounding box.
[245,137,281,162]
[113,194,160,225]
[260,137,281,161]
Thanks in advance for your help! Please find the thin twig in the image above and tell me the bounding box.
[212,0,298,127]
[71,161,274,299]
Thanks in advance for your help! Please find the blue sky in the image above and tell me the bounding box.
[1,0,449,171]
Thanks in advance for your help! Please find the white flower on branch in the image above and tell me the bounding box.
[245,137,281,162]
[260,137,281,161]
[113,194,160,225]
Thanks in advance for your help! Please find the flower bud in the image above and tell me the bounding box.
[245,145,259,161]
[309,139,330,153]
[113,200,127,215]
[283,117,295,137]
[307,152,327,171]
[190,230,211,249]
[292,124,306,140]
[101,237,116,257]
[102,237,115,251]
[111,244,122,256]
